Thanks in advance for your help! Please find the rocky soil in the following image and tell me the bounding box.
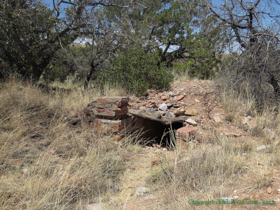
[81,80,280,210]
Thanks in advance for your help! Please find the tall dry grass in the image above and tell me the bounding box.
[0,79,128,209]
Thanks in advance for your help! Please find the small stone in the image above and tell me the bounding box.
[173,103,180,108]
[256,145,266,151]
[134,187,150,196]
[213,116,221,123]
[185,108,198,116]
[86,203,105,210]
[169,91,175,96]
[165,111,171,118]
[243,116,252,124]
[174,108,185,116]
[166,103,173,108]
[177,95,185,101]
[277,189,280,194]
[161,95,167,100]
[185,118,198,126]
[159,103,167,111]
[267,187,273,194]
[22,168,28,174]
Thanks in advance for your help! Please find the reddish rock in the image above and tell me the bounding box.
[176,126,198,140]
[106,110,114,115]
[115,98,129,107]
[177,95,185,101]
[151,157,160,166]
[96,108,105,113]
[114,108,123,116]
[97,98,107,105]
[115,106,128,116]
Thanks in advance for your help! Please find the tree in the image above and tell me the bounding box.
[0,0,131,82]
[99,0,222,79]
[98,43,173,96]
[207,0,280,107]
[0,0,84,81]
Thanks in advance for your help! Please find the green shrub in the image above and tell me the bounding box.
[98,44,173,96]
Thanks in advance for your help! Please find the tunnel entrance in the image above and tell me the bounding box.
[129,109,188,147]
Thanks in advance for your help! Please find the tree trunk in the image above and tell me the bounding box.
[31,65,43,83]
[267,71,280,97]
[84,61,98,90]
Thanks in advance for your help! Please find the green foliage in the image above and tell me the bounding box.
[44,45,91,83]
[98,44,173,96]
[171,34,221,79]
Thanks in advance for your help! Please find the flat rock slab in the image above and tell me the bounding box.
[85,96,129,120]
[129,109,188,125]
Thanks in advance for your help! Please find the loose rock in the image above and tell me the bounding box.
[159,103,168,111]
[256,145,266,151]
[185,108,198,116]
[185,118,198,126]
[177,95,185,101]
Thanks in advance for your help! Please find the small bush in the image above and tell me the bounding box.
[98,44,173,96]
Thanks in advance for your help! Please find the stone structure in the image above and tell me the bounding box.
[82,96,201,147]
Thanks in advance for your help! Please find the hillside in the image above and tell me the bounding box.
[1,79,280,210]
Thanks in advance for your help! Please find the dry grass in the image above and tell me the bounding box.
[2,78,280,209]
[0,79,128,209]
[146,135,247,209]
[142,88,280,209]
